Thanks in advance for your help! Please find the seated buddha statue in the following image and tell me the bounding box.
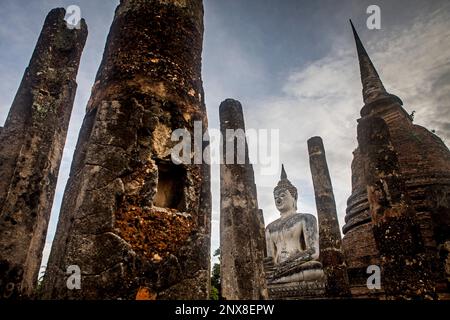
[264,165,325,285]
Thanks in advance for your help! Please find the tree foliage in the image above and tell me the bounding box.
[210,248,221,300]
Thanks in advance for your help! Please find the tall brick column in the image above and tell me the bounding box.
[0,8,87,299]
[219,98,268,300]
[308,136,351,297]
[43,0,211,299]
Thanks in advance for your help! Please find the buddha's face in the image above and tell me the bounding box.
[274,189,296,214]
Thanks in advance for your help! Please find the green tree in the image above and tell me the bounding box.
[210,248,221,300]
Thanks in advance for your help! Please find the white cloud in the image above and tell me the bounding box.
[369,7,450,142]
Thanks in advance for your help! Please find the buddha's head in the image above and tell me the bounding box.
[273,165,298,214]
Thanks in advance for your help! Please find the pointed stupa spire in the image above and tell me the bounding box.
[349,19,391,105]
[281,164,287,180]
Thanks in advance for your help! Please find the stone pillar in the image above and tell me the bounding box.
[358,116,436,299]
[219,99,268,300]
[0,8,87,299]
[43,0,211,299]
[307,137,351,297]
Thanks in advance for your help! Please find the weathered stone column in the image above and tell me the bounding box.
[358,116,436,299]
[219,99,268,300]
[0,8,87,299]
[43,0,211,299]
[307,136,351,297]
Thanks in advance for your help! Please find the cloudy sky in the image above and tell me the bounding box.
[1,0,449,273]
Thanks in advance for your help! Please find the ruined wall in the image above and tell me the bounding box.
[42,0,211,299]
[0,8,87,298]
[219,99,268,300]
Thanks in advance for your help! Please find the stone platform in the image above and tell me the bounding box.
[264,257,326,299]
[267,279,326,300]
